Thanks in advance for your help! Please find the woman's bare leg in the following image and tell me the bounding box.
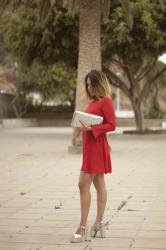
[93,174,107,226]
[78,171,96,227]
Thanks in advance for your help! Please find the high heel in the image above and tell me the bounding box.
[90,221,106,238]
[70,225,88,243]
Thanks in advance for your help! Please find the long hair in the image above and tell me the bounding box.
[85,70,111,100]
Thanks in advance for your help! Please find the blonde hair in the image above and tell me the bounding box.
[85,70,111,100]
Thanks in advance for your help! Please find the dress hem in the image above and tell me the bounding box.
[81,169,112,175]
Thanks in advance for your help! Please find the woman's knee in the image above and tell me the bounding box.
[93,175,106,191]
[78,172,95,192]
[78,179,83,190]
[93,180,98,190]
[78,179,88,192]
[95,184,107,194]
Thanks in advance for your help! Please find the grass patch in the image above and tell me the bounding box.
[117,200,127,211]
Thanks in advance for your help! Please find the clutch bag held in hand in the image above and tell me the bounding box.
[71,111,103,128]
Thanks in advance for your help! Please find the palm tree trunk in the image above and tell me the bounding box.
[69,0,101,153]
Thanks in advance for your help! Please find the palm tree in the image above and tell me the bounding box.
[68,0,101,152]
[39,0,133,153]
[40,0,109,152]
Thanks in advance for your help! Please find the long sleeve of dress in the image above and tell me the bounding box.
[91,96,116,139]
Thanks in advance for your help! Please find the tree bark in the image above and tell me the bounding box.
[103,65,145,132]
[131,98,144,131]
[69,0,101,153]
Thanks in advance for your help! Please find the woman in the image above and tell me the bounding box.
[71,70,116,243]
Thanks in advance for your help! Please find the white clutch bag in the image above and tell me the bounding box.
[71,111,103,128]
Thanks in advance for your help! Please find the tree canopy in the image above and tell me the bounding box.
[102,0,166,130]
[0,1,78,66]
[102,0,166,66]
[0,1,78,108]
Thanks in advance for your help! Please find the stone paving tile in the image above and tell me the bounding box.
[123,202,153,211]
[41,246,128,250]
[0,243,42,250]
[144,216,166,223]
[112,216,145,223]
[0,226,23,234]
[1,233,53,244]
[0,218,38,227]
[41,244,88,250]
[105,229,137,238]
[88,237,132,248]
[33,219,74,228]
[133,238,166,249]
[19,226,57,235]
[8,213,44,220]
[16,208,53,214]
[141,222,166,231]
[137,230,166,238]
[107,221,141,230]
[151,206,166,211]
[1,201,34,208]
[42,213,81,221]
[117,210,149,217]
[132,249,162,250]
[0,234,13,242]
[144,211,166,216]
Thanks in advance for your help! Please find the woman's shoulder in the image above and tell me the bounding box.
[101,96,112,103]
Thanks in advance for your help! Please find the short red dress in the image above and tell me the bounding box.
[81,96,116,174]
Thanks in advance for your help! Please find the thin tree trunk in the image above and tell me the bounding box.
[131,99,144,132]
[69,0,101,153]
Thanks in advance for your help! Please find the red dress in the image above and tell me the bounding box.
[81,96,116,174]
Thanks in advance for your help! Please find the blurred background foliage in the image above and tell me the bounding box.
[0,0,166,118]
[0,0,78,110]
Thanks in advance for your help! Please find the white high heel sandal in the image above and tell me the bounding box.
[90,221,106,238]
[70,225,88,243]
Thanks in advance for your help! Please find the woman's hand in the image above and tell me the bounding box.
[79,120,92,131]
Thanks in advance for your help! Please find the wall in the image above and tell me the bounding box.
[0,93,16,118]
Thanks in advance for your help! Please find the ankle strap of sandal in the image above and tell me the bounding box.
[80,225,87,230]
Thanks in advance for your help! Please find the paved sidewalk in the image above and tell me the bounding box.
[0,127,166,250]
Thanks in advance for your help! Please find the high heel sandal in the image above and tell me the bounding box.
[70,225,88,243]
[90,221,106,238]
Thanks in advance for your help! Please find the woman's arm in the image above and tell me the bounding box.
[91,96,116,139]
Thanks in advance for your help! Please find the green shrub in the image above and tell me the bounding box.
[146,101,164,119]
